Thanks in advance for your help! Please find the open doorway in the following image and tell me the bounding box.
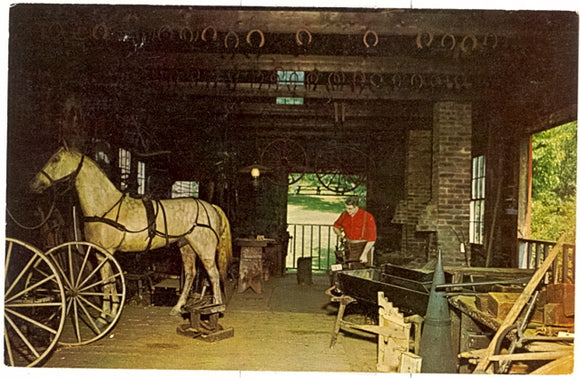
[530,121,577,243]
[519,121,577,271]
[286,173,367,273]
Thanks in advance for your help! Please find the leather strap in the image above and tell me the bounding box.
[360,210,367,240]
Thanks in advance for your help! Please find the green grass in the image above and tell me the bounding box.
[287,194,346,214]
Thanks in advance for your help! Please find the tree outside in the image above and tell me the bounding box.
[531,121,577,244]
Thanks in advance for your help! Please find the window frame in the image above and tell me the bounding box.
[469,155,486,245]
[118,148,131,191]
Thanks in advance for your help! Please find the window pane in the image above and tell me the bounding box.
[137,161,146,195]
[470,155,485,244]
[171,181,199,198]
[118,148,131,191]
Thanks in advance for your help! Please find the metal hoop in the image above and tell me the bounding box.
[483,33,498,49]
[224,30,240,49]
[92,23,109,40]
[416,31,433,49]
[201,25,217,42]
[156,25,173,41]
[441,34,456,50]
[461,34,478,52]
[411,74,424,89]
[179,26,198,42]
[363,30,379,48]
[246,29,265,48]
[296,28,312,46]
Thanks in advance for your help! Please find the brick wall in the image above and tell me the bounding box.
[432,102,472,265]
[392,130,433,255]
[393,102,471,266]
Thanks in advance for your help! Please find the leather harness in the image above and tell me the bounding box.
[48,152,220,252]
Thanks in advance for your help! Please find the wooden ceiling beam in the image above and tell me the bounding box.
[128,52,486,76]
[153,81,481,102]
[17,6,575,39]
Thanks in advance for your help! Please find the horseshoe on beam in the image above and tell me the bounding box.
[306,70,320,91]
[391,73,402,89]
[483,33,498,49]
[327,71,346,91]
[246,29,265,48]
[430,74,443,88]
[352,71,366,93]
[416,31,433,49]
[296,28,312,46]
[410,73,424,89]
[92,23,109,40]
[460,34,478,52]
[363,30,379,48]
[224,30,240,49]
[201,25,217,42]
[180,26,199,42]
[156,25,173,41]
[441,33,456,50]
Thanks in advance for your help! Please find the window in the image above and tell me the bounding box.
[95,150,110,164]
[276,97,304,105]
[469,155,485,244]
[137,161,146,195]
[276,70,304,105]
[171,181,199,198]
[278,70,304,86]
[118,148,131,191]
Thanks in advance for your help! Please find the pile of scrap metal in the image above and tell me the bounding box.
[326,241,574,374]
[456,238,574,374]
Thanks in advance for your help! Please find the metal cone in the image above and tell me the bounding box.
[418,249,457,373]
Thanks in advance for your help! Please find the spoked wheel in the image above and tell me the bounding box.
[260,138,308,186]
[315,146,369,194]
[44,241,126,346]
[4,238,67,367]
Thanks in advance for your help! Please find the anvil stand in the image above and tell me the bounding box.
[176,303,234,342]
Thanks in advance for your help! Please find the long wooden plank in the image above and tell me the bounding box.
[473,232,571,373]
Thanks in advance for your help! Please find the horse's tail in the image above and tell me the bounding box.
[212,204,233,281]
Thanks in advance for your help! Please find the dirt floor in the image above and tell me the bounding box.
[35,274,378,373]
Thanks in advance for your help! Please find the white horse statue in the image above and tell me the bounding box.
[30,146,232,317]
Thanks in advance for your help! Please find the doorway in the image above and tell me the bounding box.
[285,173,367,272]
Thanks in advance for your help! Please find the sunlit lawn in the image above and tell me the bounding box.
[286,194,345,272]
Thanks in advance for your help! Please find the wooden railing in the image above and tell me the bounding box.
[286,223,341,272]
[518,238,575,283]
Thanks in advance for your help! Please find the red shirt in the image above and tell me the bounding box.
[334,208,376,242]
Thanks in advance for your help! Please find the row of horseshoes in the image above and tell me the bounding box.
[162,67,473,92]
[51,22,498,52]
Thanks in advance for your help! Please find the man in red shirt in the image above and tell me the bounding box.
[333,196,376,264]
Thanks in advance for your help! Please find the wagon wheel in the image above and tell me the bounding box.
[260,138,307,186]
[315,146,369,194]
[44,241,126,346]
[4,238,67,367]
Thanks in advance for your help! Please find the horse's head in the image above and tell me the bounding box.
[30,146,84,193]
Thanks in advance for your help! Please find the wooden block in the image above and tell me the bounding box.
[400,352,422,373]
[546,283,575,317]
[544,303,574,326]
[199,327,234,342]
[488,292,543,322]
[488,292,520,319]
[475,294,490,313]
